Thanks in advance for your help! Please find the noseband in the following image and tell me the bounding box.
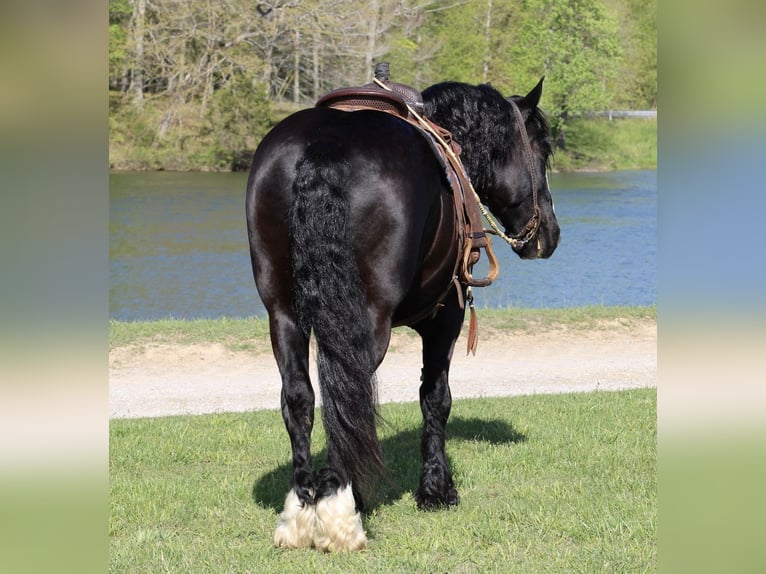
[475,99,542,250]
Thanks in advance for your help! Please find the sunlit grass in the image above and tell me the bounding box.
[109,316,272,353]
[110,388,656,572]
[109,305,656,351]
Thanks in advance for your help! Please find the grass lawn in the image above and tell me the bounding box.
[110,388,656,572]
[109,305,656,352]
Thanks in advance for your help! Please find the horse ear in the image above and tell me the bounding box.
[522,76,544,109]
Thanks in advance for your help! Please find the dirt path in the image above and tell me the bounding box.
[109,319,656,419]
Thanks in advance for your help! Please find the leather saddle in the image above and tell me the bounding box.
[316,80,424,119]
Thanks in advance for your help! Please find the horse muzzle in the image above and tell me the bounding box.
[512,217,560,259]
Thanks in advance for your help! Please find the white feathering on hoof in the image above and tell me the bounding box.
[313,484,367,552]
[273,488,317,548]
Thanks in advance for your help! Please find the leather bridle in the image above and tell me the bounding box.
[476,98,543,251]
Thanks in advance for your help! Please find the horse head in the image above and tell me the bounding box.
[422,78,560,260]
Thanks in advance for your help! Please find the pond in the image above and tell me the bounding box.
[109,170,656,321]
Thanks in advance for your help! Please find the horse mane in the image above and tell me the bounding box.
[422,82,551,194]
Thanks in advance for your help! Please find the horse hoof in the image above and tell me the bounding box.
[445,488,460,506]
[274,488,317,548]
[313,483,367,552]
[415,487,460,511]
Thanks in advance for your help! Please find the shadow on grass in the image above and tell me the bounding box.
[252,415,526,512]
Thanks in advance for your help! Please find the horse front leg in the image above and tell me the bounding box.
[413,297,464,509]
[268,310,317,548]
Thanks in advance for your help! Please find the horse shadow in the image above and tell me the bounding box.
[251,415,527,512]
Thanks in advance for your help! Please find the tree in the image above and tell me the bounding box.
[380,0,445,87]
[109,0,132,92]
[428,1,493,84]
[625,0,656,108]
[108,0,653,170]
[205,74,272,169]
[509,0,622,138]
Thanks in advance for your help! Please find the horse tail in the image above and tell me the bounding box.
[288,141,383,498]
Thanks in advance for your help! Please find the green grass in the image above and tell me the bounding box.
[110,388,656,572]
[478,304,655,333]
[109,316,272,353]
[554,118,657,172]
[109,305,656,351]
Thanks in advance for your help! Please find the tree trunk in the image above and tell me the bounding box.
[263,43,274,96]
[199,0,215,117]
[293,27,301,104]
[364,0,379,81]
[482,0,493,83]
[312,26,320,100]
[129,0,146,109]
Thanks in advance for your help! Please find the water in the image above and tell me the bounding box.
[109,170,656,321]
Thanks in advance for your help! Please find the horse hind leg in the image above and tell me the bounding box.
[307,362,379,552]
[278,481,365,552]
[271,314,379,552]
[282,141,388,551]
[416,369,459,510]
[268,311,318,549]
[309,312,396,552]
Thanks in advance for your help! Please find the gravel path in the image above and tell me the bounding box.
[109,320,656,419]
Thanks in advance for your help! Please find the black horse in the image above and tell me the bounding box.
[245,78,559,551]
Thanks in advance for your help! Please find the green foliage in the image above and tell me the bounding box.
[428,1,490,83]
[552,117,657,171]
[204,75,273,171]
[108,0,132,87]
[608,0,657,108]
[107,0,656,171]
[109,77,274,171]
[110,389,656,571]
[509,0,622,130]
[385,35,428,87]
